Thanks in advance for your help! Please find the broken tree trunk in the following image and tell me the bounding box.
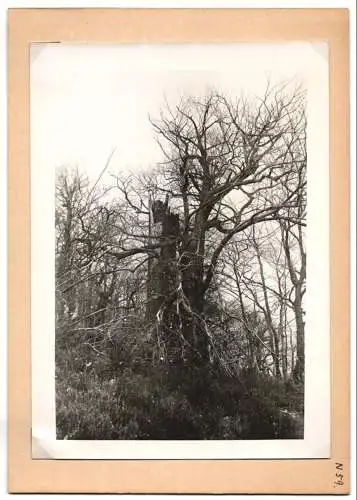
[146,198,183,361]
[146,198,179,320]
[146,198,210,365]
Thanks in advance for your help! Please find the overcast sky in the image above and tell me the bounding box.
[30,42,325,186]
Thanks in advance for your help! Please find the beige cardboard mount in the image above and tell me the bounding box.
[8,8,350,494]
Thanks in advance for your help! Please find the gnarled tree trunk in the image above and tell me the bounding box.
[146,198,210,365]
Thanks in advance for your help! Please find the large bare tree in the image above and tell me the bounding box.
[56,82,306,373]
[139,83,307,365]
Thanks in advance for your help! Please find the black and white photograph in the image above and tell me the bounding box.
[30,43,330,458]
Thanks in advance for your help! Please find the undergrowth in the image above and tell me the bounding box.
[56,325,304,440]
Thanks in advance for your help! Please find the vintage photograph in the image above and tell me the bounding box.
[7,7,349,493]
[33,44,309,443]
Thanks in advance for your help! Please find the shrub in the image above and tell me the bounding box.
[56,324,304,440]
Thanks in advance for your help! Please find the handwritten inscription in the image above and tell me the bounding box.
[334,463,344,488]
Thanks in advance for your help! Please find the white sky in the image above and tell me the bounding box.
[30,42,323,184]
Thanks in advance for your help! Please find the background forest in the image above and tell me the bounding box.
[55,84,306,440]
